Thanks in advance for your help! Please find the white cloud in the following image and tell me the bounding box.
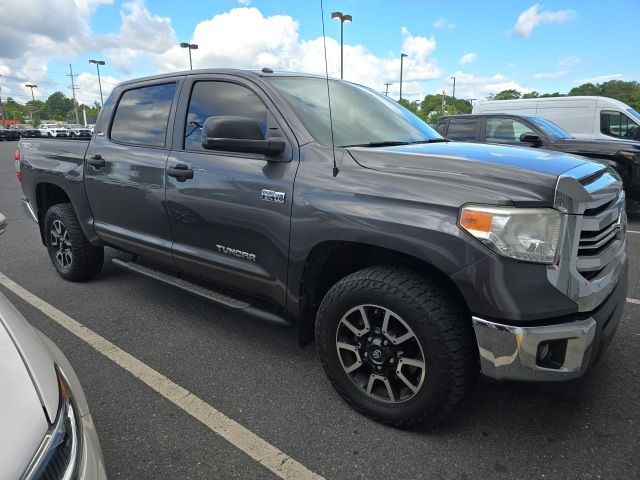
[155,8,440,100]
[459,52,477,64]
[513,4,576,38]
[534,70,568,79]
[442,71,531,100]
[0,2,442,105]
[578,74,625,84]
[433,17,454,29]
[558,56,581,67]
[75,72,121,105]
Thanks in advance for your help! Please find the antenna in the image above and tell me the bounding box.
[320,0,338,177]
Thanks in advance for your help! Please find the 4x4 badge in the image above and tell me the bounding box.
[261,189,285,204]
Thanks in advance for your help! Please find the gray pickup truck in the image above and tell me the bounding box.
[16,69,628,428]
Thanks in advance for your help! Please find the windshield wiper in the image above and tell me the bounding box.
[408,138,449,144]
[341,141,410,148]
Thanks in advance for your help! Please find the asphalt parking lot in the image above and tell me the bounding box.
[0,139,638,480]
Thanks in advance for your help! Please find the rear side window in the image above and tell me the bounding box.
[486,118,534,143]
[110,83,177,147]
[184,81,268,151]
[600,110,639,139]
[446,118,477,141]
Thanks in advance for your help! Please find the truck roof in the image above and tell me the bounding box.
[474,95,632,110]
[115,68,330,89]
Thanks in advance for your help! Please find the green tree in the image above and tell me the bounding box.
[419,94,471,122]
[487,89,522,100]
[398,98,419,115]
[569,80,640,110]
[522,91,539,99]
[45,91,74,121]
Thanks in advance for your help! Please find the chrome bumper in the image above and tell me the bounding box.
[472,316,597,381]
[21,197,38,223]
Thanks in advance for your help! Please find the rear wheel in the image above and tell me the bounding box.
[316,266,477,429]
[44,204,104,281]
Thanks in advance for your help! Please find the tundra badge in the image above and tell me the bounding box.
[262,189,285,204]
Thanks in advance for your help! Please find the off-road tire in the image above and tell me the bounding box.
[315,266,477,429]
[44,203,103,281]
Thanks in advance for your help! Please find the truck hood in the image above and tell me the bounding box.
[553,138,640,154]
[0,298,49,480]
[347,141,593,205]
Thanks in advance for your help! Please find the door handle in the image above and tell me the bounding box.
[167,163,194,182]
[87,154,105,168]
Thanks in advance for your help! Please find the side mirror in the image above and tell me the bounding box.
[201,116,286,158]
[520,133,543,144]
[0,213,6,236]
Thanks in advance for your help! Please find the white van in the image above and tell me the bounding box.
[473,96,640,142]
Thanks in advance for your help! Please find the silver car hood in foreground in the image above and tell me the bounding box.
[0,313,49,479]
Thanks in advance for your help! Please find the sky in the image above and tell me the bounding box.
[0,0,638,107]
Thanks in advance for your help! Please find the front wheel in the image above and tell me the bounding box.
[315,266,477,429]
[44,203,104,281]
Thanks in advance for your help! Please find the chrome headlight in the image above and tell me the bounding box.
[459,205,565,264]
[22,367,80,480]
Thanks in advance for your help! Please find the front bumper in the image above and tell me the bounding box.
[472,263,628,381]
[78,413,108,480]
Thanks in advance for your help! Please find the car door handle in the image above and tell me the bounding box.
[87,154,105,168]
[167,163,194,181]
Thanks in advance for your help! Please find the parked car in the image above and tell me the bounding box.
[0,213,107,479]
[38,124,69,138]
[86,124,96,133]
[472,96,640,142]
[0,128,20,141]
[10,124,42,138]
[436,113,640,207]
[16,69,628,428]
[64,124,92,138]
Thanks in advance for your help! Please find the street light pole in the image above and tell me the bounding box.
[450,76,456,99]
[331,11,352,79]
[399,53,408,100]
[89,59,106,107]
[25,84,38,101]
[180,42,199,70]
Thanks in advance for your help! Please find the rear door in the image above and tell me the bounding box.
[165,75,298,307]
[84,79,182,264]
[444,117,479,142]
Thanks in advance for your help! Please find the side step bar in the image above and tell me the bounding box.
[112,258,292,327]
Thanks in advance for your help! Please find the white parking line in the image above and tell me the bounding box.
[628,230,640,234]
[627,297,640,305]
[0,273,323,480]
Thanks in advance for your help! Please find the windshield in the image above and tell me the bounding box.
[528,116,573,140]
[265,77,442,147]
[627,108,640,123]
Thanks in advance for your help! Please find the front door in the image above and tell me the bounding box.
[85,80,181,264]
[165,76,298,307]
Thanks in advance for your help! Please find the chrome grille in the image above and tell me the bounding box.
[575,169,625,279]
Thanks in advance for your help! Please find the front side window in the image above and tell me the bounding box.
[110,83,177,147]
[265,77,441,147]
[446,119,477,141]
[486,118,535,143]
[601,110,639,139]
[184,81,268,151]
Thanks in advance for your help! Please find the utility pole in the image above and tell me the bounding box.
[450,76,456,99]
[67,64,80,124]
[384,82,392,96]
[0,74,4,125]
[399,53,408,100]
